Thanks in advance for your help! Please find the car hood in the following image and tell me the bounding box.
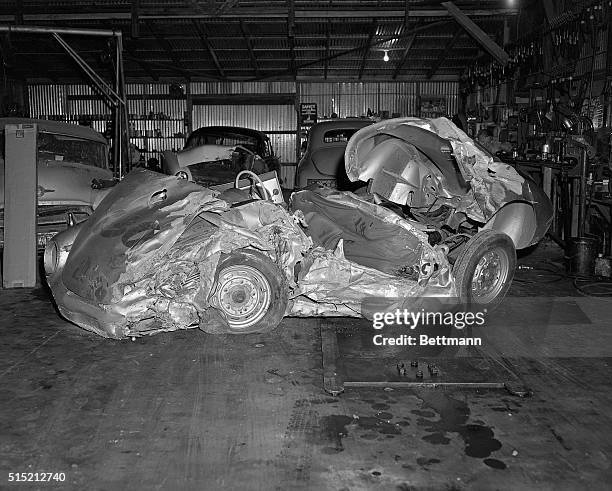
[175,144,241,168]
[345,117,541,223]
[62,168,229,304]
[0,159,112,207]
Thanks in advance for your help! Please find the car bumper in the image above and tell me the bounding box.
[47,270,128,339]
[294,168,338,189]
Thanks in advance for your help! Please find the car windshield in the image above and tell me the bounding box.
[186,131,264,156]
[37,132,108,169]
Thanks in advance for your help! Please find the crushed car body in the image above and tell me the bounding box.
[345,117,552,249]
[45,169,453,339]
[45,118,553,339]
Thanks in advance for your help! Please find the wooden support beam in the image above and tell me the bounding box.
[358,19,377,80]
[192,19,225,78]
[393,32,416,79]
[0,8,519,22]
[239,20,259,77]
[427,27,462,79]
[441,1,509,65]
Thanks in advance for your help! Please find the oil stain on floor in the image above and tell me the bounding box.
[412,390,506,469]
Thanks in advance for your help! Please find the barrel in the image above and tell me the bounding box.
[565,236,599,278]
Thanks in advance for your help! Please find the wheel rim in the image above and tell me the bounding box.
[215,265,271,330]
[470,248,510,303]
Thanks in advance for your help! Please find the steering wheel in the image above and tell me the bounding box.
[234,170,271,201]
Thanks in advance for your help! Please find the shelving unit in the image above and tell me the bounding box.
[43,83,191,169]
[127,116,188,163]
[36,112,188,168]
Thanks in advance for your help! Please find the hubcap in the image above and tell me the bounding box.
[215,265,271,330]
[471,248,509,303]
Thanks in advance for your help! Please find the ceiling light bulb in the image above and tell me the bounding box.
[383,50,389,62]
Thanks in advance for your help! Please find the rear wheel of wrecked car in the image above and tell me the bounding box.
[453,230,516,308]
[212,250,287,334]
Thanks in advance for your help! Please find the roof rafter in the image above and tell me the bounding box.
[145,20,185,73]
[192,19,225,78]
[442,1,509,65]
[250,18,451,81]
[0,8,519,22]
[358,19,377,80]
[427,27,462,79]
[239,20,260,77]
[287,0,296,78]
[124,44,159,81]
[392,32,417,79]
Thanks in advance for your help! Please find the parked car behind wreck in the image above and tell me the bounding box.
[44,117,552,339]
[0,118,113,252]
[162,125,281,187]
[295,118,372,190]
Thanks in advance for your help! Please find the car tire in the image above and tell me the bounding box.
[453,230,516,308]
[212,249,287,334]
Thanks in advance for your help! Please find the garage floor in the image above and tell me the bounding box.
[1,239,612,490]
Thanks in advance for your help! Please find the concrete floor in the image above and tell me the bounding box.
[1,239,612,490]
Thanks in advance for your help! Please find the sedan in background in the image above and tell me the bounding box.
[295,118,372,190]
[0,118,112,252]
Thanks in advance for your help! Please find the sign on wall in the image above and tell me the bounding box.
[300,102,318,126]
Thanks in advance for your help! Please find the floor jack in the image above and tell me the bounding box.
[320,319,532,398]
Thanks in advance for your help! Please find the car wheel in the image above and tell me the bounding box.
[212,250,287,334]
[453,230,516,308]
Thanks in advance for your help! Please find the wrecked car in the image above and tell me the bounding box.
[162,125,281,187]
[44,117,552,339]
[0,118,113,251]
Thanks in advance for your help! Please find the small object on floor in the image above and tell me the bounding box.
[410,360,418,367]
[430,366,440,377]
[416,370,424,379]
[504,382,533,398]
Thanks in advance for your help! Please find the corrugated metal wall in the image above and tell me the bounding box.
[27,80,459,187]
[28,85,67,118]
[298,81,458,119]
[192,105,296,156]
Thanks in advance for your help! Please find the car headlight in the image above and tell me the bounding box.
[176,171,189,180]
[44,240,59,276]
